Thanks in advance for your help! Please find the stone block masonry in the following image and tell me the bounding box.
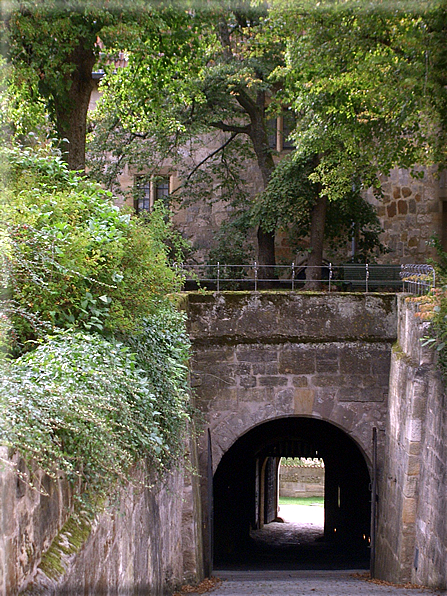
[3,290,446,592]
[0,436,204,595]
[376,296,447,590]
[186,291,397,473]
[185,291,398,573]
[279,465,325,498]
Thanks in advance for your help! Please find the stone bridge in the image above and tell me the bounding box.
[4,291,445,593]
[185,292,398,572]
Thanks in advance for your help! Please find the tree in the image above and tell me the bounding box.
[2,1,184,170]
[88,3,287,273]
[268,0,447,286]
[252,153,384,265]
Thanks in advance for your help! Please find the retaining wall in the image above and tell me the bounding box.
[279,465,324,498]
[0,437,203,595]
[376,296,447,589]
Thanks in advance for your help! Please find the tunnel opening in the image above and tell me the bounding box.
[277,456,325,528]
[213,417,371,570]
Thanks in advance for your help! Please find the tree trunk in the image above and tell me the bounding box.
[54,42,96,171]
[247,98,277,277]
[257,227,276,282]
[304,192,327,290]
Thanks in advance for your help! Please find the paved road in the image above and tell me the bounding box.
[211,569,442,596]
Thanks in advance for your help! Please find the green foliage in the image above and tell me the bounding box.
[252,154,317,236]
[87,5,283,257]
[1,145,184,353]
[122,307,192,456]
[0,58,54,146]
[253,154,385,261]
[206,214,255,285]
[0,143,192,524]
[275,2,447,200]
[419,238,447,381]
[87,7,262,211]
[0,313,191,508]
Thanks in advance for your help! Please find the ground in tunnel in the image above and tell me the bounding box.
[216,504,369,571]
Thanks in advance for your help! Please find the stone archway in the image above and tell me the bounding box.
[186,291,396,572]
[212,416,372,570]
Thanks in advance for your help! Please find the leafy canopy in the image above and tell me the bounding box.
[274,0,447,199]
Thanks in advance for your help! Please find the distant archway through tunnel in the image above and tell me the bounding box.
[213,417,371,570]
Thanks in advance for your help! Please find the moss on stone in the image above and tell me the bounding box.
[37,512,92,581]
[392,342,412,365]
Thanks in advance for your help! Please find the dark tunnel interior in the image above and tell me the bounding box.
[213,417,372,570]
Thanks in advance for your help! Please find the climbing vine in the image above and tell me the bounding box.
[411,238,447,381]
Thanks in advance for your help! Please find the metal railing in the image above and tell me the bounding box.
[175,262,435,294]
[400,264,436,295]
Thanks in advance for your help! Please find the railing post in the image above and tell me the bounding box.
[329,262,332,292]
[254,261,258,292]
[217,262,220,293]
[291,262,295,291]
[366,263,369,293]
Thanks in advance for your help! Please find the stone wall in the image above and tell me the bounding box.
[118,154,445,267]
[279,465,324,498]
[186,291,397,571]
[186,291,397,473]
[366,167,445,264]
[376,296,447,589]
[0,438,203,595]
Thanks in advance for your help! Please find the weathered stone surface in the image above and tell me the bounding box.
[376,296,447,590]
[366,166,443,264]
[0,446,204,595]
[186,292,397,345]
[294,389,316,415]
[186,293,395,522]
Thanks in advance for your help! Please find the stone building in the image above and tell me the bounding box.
[89,76,446,267]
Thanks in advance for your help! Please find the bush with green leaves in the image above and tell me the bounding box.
[0,145,192,516]
[1,145,185,354]
[415,237,447,381]
[0,308,191,508]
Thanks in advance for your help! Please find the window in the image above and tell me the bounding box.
[135,176,170,213]
[155,178,170,203]
[281,110,296,150]
[266,111,296,152]
[267,118,277,149]
[135,178,151,213]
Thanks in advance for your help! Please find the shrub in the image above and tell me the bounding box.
[1,145,185,353]
[0,308,191,509]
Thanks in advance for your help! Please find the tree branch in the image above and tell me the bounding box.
[210,120,250,135]
[184,132,240,183]
[234,87,258,120]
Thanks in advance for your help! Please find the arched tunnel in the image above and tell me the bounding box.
[213,417,372,570]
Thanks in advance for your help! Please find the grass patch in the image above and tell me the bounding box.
[279,496,324,507]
